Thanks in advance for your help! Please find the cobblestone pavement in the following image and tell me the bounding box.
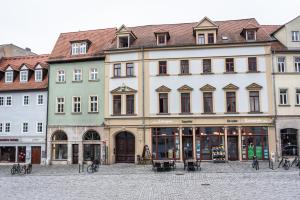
[0,162,299,200]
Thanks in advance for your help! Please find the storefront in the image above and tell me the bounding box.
[0,146,16,163]
[51,131,68,161]
[280,128,298,156]
[83,130,101,162]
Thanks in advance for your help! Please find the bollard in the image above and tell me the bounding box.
[82,163,84,172]
[78,164,81,173]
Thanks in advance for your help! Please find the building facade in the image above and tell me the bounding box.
[271,16,300,158]
[47,29,116,164]
[0,55,48,164]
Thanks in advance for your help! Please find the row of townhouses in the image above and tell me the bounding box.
[0,16,299,165]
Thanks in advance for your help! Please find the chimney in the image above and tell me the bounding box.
[25,47,31,52]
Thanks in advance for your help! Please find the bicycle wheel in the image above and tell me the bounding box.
[11,167,16,175]
[256,162,259,170]
[87,165,93,173]
[278,158,283,168]
[20,167,26,175]
[284,162,290,170]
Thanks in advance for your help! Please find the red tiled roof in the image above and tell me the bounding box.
[0,55,49,91]
[49,28,116,61]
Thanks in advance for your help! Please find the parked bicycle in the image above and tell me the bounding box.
[278,157,290,170]
[291,156,300,168]
[252,156,259,170]
[11,163,26,175]
[87,160,100,173]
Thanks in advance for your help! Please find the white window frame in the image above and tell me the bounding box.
[57,70,65,82]
[73,69,82,81]
[35,69,43,82]
[89,95,98,113]
[20,70,28,82]
[56,97,65,113]
[292,31,300,42]
[294,57,300,72]
[71,43,80,55]
[0,96,4,106]
[37,94,44,105]
[277,57,286,73]
[89,68,98,81]
[279,89,288,105]
[6,96,12,107]
[5,71,13,83]
[5,123,10,133]
[23,95,29,106]
[246,30,256,41]
[22,122,28,133]
[72,96,81,113]
[79,42,87,54]
[36,122,43,133]
[197,34,205,45]
[157,34,167,46]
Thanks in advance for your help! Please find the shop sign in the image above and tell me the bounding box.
[243,119,270,123]
[182,120,193,123]
[152,119,173,124]
[0,138,19,142]
[227,119,238,123]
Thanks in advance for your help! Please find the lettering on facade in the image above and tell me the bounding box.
[182,120,193,123]
[227,119,238,123]
[0,139,19,142]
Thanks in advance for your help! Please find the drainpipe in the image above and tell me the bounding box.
[271,50,278,161]
[45,67,50,165]
[141,46,145,145]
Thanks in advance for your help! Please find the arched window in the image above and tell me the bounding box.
[52,131,68,141]
[83,130,100,141]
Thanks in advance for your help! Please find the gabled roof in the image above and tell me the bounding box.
[200,84,216,91]
[111,85,137,94]
[194,16,218,29]
[271,15,300,35]
[223,83,239,90]
[116,24,137,39]
[178,85,193,92]
[156,85,171,92]
[246,83,263,90]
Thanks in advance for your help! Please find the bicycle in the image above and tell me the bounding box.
[87,160,100,173]
[252,156,259,170]
[11,163,26,175]
[278,157,290,170]
[291,156,300,167]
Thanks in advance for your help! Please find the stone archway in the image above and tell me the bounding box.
[115,131,135,163]
[82,130,101,162]
[51,130,68,161]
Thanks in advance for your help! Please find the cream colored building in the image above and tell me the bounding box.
[271,16,300,158]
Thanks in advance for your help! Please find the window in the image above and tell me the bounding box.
[246,30,256,41]
[6,96,12,106]
[113,95,121,115]
[90,68,98,80]
[292,31,300,41]
[5,123,10,133]
[208,33,214,44]
[159,93,168,114]
[71,42,87,55]
[203,59,211,73]
[248,57,257,72]
[0,97,4,106]
[126,63,134,77]
[20,71,28,82]
[57,70,65,82]
[37,123,43,133]
[73,69,82,81]
[157,34,166,45]
[56,97,65,113]
[226,92,236,112]
[295,57,300,72]
[23,96,29,105]
[118,36,129,48]
[198,34,205,44]
[22,122,28,133]
[89,96,98,112]
[225,58,234,72]
[279,89,288,105]
[35,70,43,81]
[180,60,189,74]
[277,57,285,72]
[0,123,2,133]
[37,95,43,105]
[249,91,260,112]
[126,95,134,115]
[113,64,121,77]
[281,128,298,156]
[181,93,190,113]
[203,92,213,113]
[5,71,13,83]
[296,89,300,105]
[73,97,81,113]
[158,61,167,75]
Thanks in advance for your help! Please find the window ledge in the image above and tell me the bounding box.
[72,80,83,83]
[111,76,136,79]
[55,113,66,115]
[200,72,214,75]
[246,71,260,73]
[224,112,239,114]
[88,111,99,114]
[223,72,237,74]
[111,114,137,116]
[295,105,300,107]
[248,111,263,114]
[157,113,171,115]
[178,73,192,76]
[156,74,169,76]
[88,79,100,82]
[56,81,66,84]
[201,112,216,115]
[71,112,82,115]
[179,112,193,115]
[278,104,291,107]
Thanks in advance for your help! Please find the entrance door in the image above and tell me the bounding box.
[31,146,41,164]
[116,132,135,163]
[72,144,79,164]
[227,136,239,161]
[182,137,193,160]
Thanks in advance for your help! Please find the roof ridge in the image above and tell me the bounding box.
[60,27,116,35]
[2,54,49,60]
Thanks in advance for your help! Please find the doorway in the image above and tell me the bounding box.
[115,131,135,163]
[72,144,79,164]
[227,136,239,161]
[182,137,193,160]
[31,146,41,164]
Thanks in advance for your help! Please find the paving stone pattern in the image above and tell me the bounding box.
[0,162,299,200]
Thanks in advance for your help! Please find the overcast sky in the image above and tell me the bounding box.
[1,0,299,54]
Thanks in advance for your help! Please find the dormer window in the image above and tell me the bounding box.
[5,71,13,83]
[157,34,166,45]
[35,69,43,82]
[20,70,28,82]
[292,31,300,41]
[246,30,256,41]
[208,33,214,44]
[71,42,87,55]
[118,36,129,48]
[198,34,205,45]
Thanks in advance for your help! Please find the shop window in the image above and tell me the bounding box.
[18,146,26,163]
[51,131,68,160]
[241,127,268,160]
[152,128,180,160]
[84,144,100,161]
[0,147,16,162]
[195,127,224,160]
[281,128,298,156]
[182,128,193,159]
